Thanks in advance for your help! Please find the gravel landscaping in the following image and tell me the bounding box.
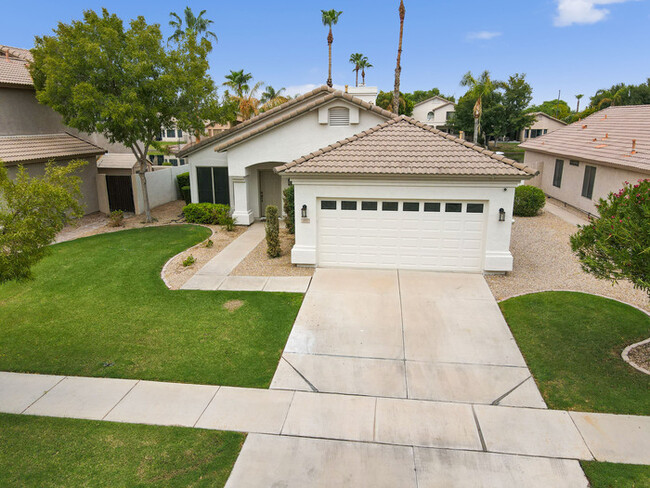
[486,209,650,313]
[628,341,650,374]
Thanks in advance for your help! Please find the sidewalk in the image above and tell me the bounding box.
[2,371,648,468]
[180,222,311,293]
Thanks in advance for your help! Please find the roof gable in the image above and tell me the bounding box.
[276,116,535,178]
[414,95,455,108]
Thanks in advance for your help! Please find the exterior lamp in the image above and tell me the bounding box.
[498,208,506,222]
[301,204,308,218]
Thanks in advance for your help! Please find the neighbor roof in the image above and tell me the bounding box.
[275,116,535,178]
[0,133,105,164]
[413,95,455,107]
[520,105,650,174]
[97,153,139,169]
[177,85,397,157]
[0,45,33,62]
[528,112,567,125]
[0,45,33,87]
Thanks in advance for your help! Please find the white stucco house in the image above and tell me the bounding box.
[411,96,456,130]
[520,112,567,141]
[179,85,536,273]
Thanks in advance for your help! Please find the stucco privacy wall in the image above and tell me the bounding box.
[187,101,387,224]
[5,157,100,214]
[524,150,647,214]
[131,165,187,214]
[290,177,518,273]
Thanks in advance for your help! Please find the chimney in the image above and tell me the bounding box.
[346,86,379,105]
[632,139,637,154]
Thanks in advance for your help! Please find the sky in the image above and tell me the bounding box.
[2,0,648,106]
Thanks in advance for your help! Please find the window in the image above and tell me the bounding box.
[148,155,155,163]
[424,202,441,212]
[553,159,564,188]
[341,201,357,210]
[197,166,230,205]
[177,129,183,137]
[570,160,580,167]
[166,129,175,138]
[156,155,164,164]
[403,202,419,212]
[361,201,377,211]
[446,111,454,121]
[382,202,398,211]
[466,203,484,213]
[581,166,597,199]
[524,129,530,138]
[543,129,548,134]
[445,203,462,212]
[169,158,178,166]
[321,200,336,210]
[328,107,350,126]
[530,129,544,138]
[179,158,186,165]
[427,111,435,121]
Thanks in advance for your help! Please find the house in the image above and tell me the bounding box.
[520,112,566,141]
[520,105,650,215]
[411,95,456,130]
[177,85,396,225]
[275,116,535,273]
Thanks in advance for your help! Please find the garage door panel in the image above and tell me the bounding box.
[317,198,486,272]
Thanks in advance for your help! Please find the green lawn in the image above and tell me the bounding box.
[0,413,244,487]
[501,292,650,487]
[0,225,303,387]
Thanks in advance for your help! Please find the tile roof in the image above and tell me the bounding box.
[0,45,33,62]
[521,105,650,174]
[0,133,105,164]
[177,85,397,157]
[275,116,535,178]
[528,112,567,125]
[0,58,32,86]
[97,153,138,169]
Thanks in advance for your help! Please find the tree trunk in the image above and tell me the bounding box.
[361,68,365,85]
[355,68,359,87]
[473,117,479,144]
[576,99,580,112]
[327,28,333,88]
[132,144,152,223]
[392,0,405,114]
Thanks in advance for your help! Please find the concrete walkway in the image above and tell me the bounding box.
[544,200,589,227]
[180,222,312,293]
[1,370,649,485]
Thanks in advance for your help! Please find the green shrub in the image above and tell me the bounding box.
[204,239,213,248]
[162,161,172,166]
[513,185,546,217]
[176,172,190,189]
[182,255,195,267]
[180,185,191,204]
[108,210,124,227]
[265,205,280,258]
[222,215,236,232]
[182,203,231,225]
[283,185,295,234]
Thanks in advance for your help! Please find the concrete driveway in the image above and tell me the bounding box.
[271,268,545,407]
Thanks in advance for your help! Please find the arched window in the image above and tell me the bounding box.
[427,111,435,121]
[328,107,350,126]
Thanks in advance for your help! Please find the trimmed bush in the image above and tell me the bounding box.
[176,172,190,189]
[180,186,191,204]
[162,161,172,166]
[513,185,546,217]
[182,203,231,225]
[108,210,124,227]
[283,185,295,234]
[265,205,281,258]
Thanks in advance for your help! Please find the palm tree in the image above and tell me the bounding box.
[321,9,343,88]
[168,7,217,43]
[359,57,373,86]
[223,70,252,98]
[392,0,406,114]
[260,86,289,110]
[575,94,584,113]
[233,81,264,121]
[349,53,363,87]
[460,70,495,144]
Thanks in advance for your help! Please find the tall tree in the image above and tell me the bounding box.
[359,56,373,85]
[392,0,405,114]
[575,93,583,113]
[168,7,217,43]
[31,9,218,222]
[223,69,253,98]
[376,91,413,116]
[232,81,264,120]
[460,70,495,144]
[349,53,363,87]
[529,99,571,120]
[321,9,343,88]
[260,86,289,110]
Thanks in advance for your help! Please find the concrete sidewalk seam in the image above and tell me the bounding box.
[193,386,221,428]
[471,405,488,452]
[101,379,140,420]
[491,375,533,406]
[20,375,67,414]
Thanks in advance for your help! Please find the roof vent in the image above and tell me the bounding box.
[632,139,637,154]
[582,124,588,129]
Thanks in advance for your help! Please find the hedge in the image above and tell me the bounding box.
[513,185,546,217]
[182,203,231,225]
[283,185,295,234]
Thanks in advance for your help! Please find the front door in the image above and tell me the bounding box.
[259,170,281,217]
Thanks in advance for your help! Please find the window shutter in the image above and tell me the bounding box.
[328,107,350,126]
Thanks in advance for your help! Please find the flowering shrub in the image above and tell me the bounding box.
[570,179,650,296]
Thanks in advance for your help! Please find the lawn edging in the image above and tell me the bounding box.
[498,289,650,376]
[160,224,215,289]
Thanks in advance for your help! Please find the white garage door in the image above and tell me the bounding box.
[317,199,487,272]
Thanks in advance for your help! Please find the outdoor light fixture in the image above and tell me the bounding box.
[301,204,308,218]
[499,208,506,222]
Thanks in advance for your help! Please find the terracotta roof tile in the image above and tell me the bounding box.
[275,116,535,178]
[521,105,650,174]
[0,58,32,86]
[0,133,105,164]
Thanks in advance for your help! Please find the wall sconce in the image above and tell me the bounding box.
[301,204,308,218]
[498,208,506,222]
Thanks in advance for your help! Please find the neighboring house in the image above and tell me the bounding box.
[177,85,392,226]
[0,44,132,214]
[520,112,567,141]
[411,96,456,130]
[275,116,535,274]
[520,105,650,215]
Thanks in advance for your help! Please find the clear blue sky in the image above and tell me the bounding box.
[2,0,648,105]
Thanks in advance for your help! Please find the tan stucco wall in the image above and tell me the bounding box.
[520,115,566,141]
[524,150,648,214]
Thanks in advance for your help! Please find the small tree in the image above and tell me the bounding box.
[0,160,85,283]
[265,205,281,258]
[283,185,295,234]
[570,179,650,296]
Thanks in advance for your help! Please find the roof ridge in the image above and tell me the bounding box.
[63,131,106,152]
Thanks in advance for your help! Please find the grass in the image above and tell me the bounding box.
[500,291,650,415]
[0,413,244,487]
[0,225,303,387]
[580,461,650,488]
